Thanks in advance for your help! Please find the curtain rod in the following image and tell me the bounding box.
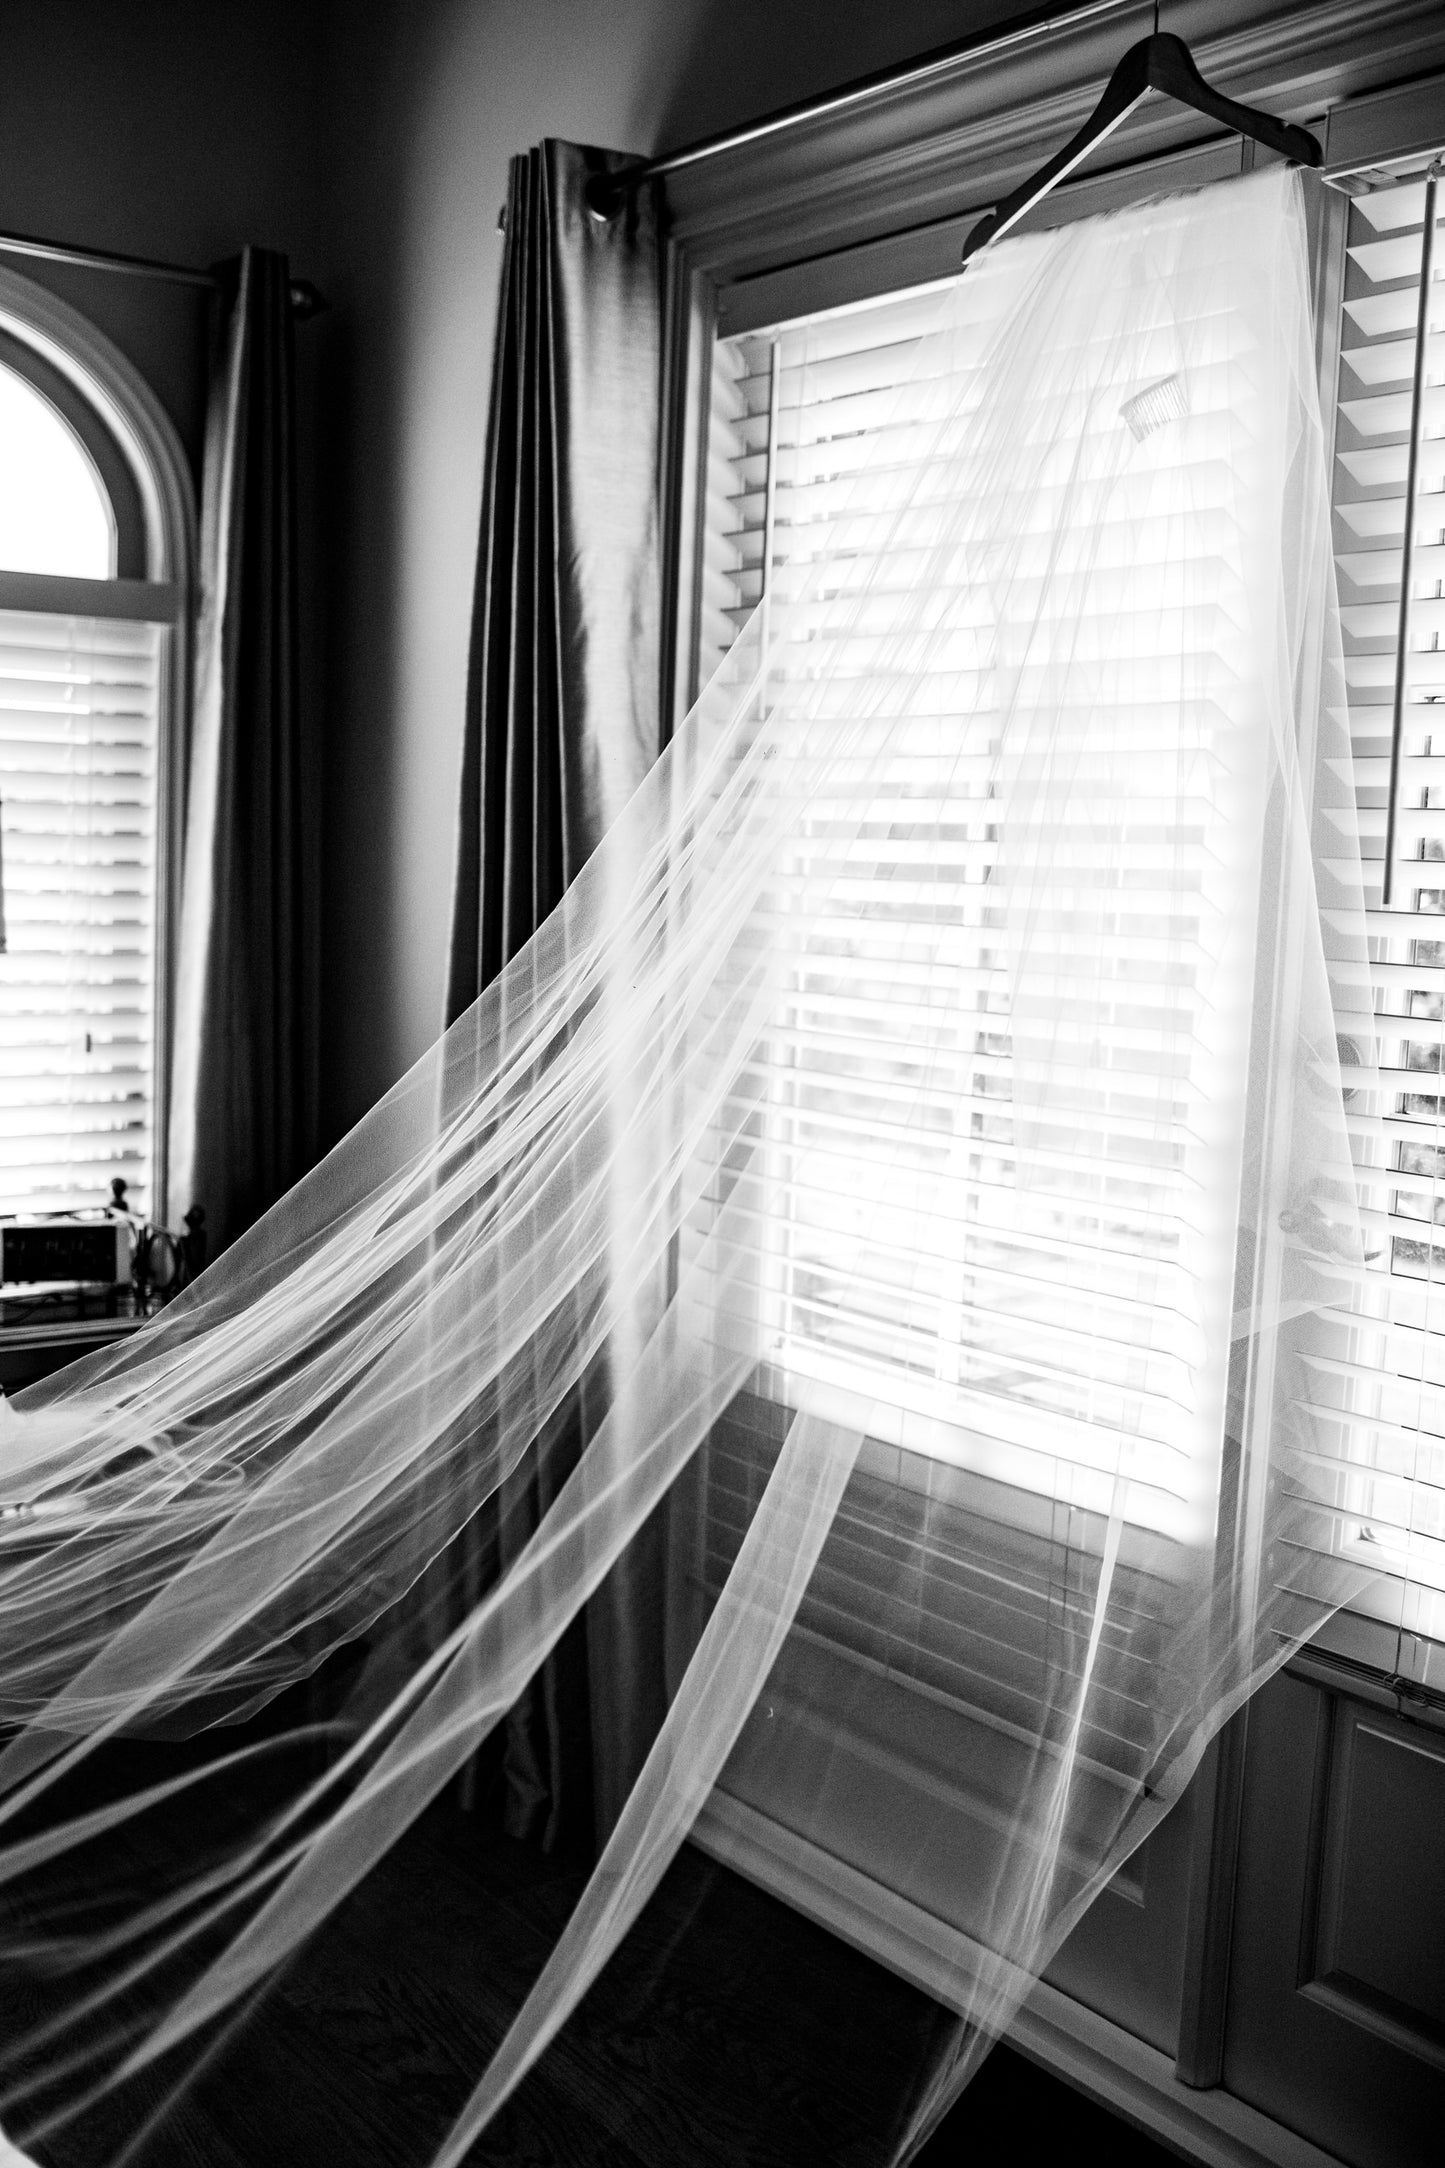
[0,227,327,318]
[584,0,1145,215]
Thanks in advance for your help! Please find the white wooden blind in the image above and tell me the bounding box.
[1330,168,1445,1648]
[700,197,1445,1648]
[699,272,1265,1557]
[0,608,161,1217]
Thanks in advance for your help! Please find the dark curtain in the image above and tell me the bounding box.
[444,141,665,1854]
[168,247,316,1254]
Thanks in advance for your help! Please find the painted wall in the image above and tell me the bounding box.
[0,1,331,477]
[0,0,1035,1149]
[317,0,1030,1139]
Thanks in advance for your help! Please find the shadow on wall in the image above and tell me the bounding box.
[314,0,1041,1150]
[653,0,1027,151]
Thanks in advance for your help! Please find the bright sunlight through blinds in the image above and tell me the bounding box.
[699,270,1271,1552]
[701,177,1445,1637]
[0,610,160,1217]
[1332,167,1445,1648]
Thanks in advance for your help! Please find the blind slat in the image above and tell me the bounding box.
[0,607,161,1217]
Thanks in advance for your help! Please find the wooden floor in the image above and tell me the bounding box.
[22,1788,1185,2168]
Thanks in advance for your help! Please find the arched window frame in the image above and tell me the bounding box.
[0,266,196,1227]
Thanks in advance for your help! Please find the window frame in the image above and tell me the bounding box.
[657,0,1445,1682]
[0,266,195,1226]
[659,7,1445,2111]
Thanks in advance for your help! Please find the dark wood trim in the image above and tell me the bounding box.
[0,1314,143,1354]
[0,1313,145,1395]
[1175,1708,1251,2087]
[1286,1640,1445,1733]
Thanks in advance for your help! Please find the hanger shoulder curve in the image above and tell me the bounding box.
[1144,34,1322,169]
[961,32,1322,266]
[962,35,1153,262]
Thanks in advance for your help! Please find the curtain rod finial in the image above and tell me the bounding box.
[289,278,327,319]
[583,171,625,221]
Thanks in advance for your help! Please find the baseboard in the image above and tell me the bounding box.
[689,1791,1346,2168]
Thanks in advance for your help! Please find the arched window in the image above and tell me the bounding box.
[0,359,112,577]
[0,271,193,1225]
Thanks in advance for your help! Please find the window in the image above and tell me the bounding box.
[700,244,1281,1566]
[1322,157,1445,1651]
[669,18,1445,2136]
[690,101,1445,1659]
[0,276,191,1224]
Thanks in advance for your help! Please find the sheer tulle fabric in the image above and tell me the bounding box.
[0,168,1383,2164]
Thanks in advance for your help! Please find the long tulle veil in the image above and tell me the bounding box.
[0,166,1387,2164]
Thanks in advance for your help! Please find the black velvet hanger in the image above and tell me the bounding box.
[960,31,1323,265]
